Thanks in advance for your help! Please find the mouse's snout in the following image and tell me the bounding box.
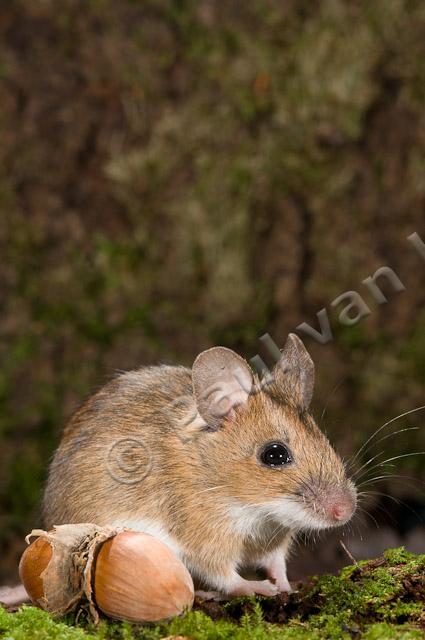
[321,488,356,524]
[291,475,357,530]
[311,478,357,527]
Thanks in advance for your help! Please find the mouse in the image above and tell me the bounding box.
[43,333,357,597]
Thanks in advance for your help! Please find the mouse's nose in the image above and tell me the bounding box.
[325,493,356,523]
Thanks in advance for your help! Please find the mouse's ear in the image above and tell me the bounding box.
[192,347,253,430]
[273,333,315,410]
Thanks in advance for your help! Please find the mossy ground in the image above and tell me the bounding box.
[1,548,424,639]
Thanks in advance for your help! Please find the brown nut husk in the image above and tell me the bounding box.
[19,524,194,624]
[19,524,123,619]
[94,531,194,622]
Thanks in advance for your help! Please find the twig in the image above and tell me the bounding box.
[340,540,358,565]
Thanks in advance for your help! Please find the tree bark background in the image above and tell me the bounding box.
[0,0,424,582]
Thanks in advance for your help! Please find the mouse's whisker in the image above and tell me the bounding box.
[354,451,425,484]
[368,501,398,525]
[354,462,396,483]
[347,518,363,542]
[351,451,386,480]
[357,473,413,487]
[264,522,288,551]
[346,406,425,470]
[349,427,421,479]
[354,449,425,482]
[371,451,425,465]
[361,490,422,520]
[356,505,379,529]
[348,426,421,473]
[350,510,364,528]
[370,426,420,447]
[357,473,425,493]
[320,378,346,424]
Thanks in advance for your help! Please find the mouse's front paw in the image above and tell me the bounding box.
[229,578,279,597]
[254,580,280,597]
[273,576,292,593]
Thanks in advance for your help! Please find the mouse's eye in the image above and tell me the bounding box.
[259,442,292,467]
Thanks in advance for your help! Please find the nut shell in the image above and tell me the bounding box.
[94,531,194,622]
[19,537,53,603]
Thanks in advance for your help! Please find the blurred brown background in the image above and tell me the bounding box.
[0,0,425,584]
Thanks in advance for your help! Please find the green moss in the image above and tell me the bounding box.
[304,548,425,627]
[0,606,97,640]
[362,623,424,640]
[384,547,420,567]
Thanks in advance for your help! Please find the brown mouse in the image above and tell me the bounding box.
[43,334,356,596]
